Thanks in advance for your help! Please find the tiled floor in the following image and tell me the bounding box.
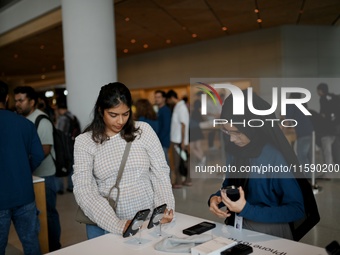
[6,176,340,254]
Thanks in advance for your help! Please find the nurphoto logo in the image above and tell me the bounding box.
[197,82,312,128]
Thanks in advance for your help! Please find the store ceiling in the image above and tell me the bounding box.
[0,0,339,87]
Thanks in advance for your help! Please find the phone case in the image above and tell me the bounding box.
[147,203,167,229]
[220,243,253,255]
[182,221,216,235]
[122,209,151,238]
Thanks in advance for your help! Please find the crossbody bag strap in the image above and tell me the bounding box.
[107,142,132,199]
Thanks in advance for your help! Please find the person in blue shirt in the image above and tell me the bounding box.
[209,89,319,240]
[0,81,44,255]
[134,98,159,133]
[154,90,172,165]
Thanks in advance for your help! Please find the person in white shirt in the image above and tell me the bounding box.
[166,90,190,188]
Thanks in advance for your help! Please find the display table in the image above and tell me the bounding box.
[33,176,49,254]
[47,212,326,255]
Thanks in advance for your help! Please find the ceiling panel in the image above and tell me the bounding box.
[0,0,339,86]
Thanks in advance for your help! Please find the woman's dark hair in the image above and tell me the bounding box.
[134,99,157,120]
[85,82,139,143]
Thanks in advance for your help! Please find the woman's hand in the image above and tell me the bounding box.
[160,208,174,224]
[220,186,246,213]
[209,196,230,218]
[123,220,132,234]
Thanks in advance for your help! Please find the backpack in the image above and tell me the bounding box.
[35,115,73,177]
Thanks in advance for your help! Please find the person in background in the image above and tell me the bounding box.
[317,83,340,172]
[0,81,44,255]
[190,100,206,166]
[134,98,159,134]
[55,99,79,194]
[37,96,55,123]
[285,93,314,167]
[14,86,62,252]
[166,89,190,188]
[208,90,313,240]
[154,90,172,166]
[72,82,175,239]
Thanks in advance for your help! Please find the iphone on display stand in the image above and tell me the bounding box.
[123,209,151,243]
[147,204,167,236]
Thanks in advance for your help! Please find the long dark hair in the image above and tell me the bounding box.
[84,82,139,143]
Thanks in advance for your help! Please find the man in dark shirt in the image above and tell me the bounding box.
[0,81,44,255]
[317,83,338,166]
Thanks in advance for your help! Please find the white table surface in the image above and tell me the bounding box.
[47,212,327,255]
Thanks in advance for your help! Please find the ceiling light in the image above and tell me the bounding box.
[222,27,228,31]
[257,19,262,23]
[130,39,136,43]
[192,34,197,38]
[41,74,46,80]
[166,39,171,44]
[125,17,130,22]
[13,54,19,59]
[143,44,149,49]
[40,44,45,50]
[45,90,54,98]
[254,9,259,13]
[123,49,129,53]
[64,90,68,96]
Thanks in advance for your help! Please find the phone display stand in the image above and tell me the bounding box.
[152,213,164,236]
[129,220,144,244]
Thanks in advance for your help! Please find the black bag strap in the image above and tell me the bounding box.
[107,142,132,203]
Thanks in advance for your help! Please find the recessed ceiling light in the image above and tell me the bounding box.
[192,34,197,38]
[13,54,19,59]
[257,19,262,23]
[254,9,259,13]
[130,39,136,43]
[123,49,129,53]
[143,44,149,49]
[40,44,45,50]
[125,17,130,22]
[166,39,171,44]
[222,27,228,31]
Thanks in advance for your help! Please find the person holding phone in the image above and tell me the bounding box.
[208,90,317,240]
[72,82,175,239]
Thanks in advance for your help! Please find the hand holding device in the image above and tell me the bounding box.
[123,209,151,238]
[221,185,240,202]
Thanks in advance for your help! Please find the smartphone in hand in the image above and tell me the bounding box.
[123,209,151,238]
[147,203,167,229]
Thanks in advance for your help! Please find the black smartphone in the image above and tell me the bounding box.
[123,209,151,238]
[325,240,340,255]
[182,221,216,236]
[222,185,240,202]
[147,203,167,229]
[220,243,253,255]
